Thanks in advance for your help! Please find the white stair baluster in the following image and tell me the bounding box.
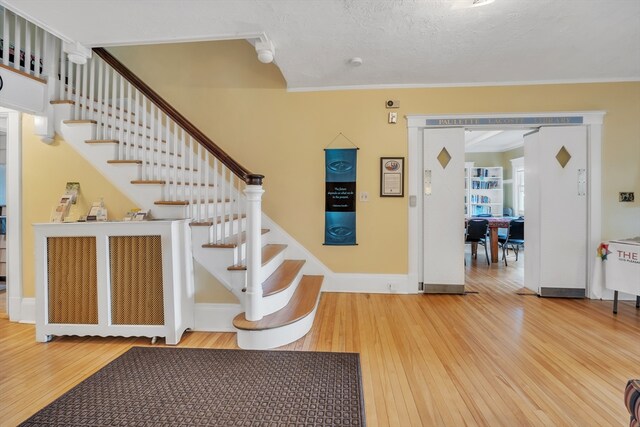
[59,44,66,100]
[73,63,81,119]
[126,82,133,159]
[189,136,196,218]
[118,74,125,160]
[157,108,163,183]
[235,175,241,250]
[88,57,96,120]
[96,59,103,135]
[134,87,140,160]
[204,151,210,226]
[180,129,186,203]
[69,64,76,113]
[2,10,9,66]
[110,69,117,139]
[142,96,149,179]
[221,167,227,244]
[196,142,202,222]
[149,103,155,181]
[170,120,178,201]
[24,21,31,74]
[212,158,219,242]
[81,59,88,119]
[103,65,111,139]
[13,14,21,71]
[34,26,41,78]
[163,119,170,201]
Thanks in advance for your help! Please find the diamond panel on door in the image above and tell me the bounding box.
[437,147,452,169]
[555,145,572,168]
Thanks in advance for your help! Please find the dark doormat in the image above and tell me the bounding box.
[20,346,366,426]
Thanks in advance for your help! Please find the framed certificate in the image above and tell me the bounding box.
[380,157,404,197]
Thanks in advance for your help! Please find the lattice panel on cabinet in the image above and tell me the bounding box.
[47,237,98,324]
[109,236,164,325]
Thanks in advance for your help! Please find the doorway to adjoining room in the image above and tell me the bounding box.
[464,129,526,291]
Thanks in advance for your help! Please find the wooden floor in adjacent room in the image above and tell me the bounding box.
[1,256,639,426]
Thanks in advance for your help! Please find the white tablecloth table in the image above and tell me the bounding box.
[602,237,640,314]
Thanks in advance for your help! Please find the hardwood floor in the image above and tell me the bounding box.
[1,262,639,426]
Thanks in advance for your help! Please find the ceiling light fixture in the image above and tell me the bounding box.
[348,57,363,67]
[63,41,91,65]
[471,0,495,7]
[255,38,275,64]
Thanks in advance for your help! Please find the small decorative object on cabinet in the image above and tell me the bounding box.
[465,166,503,217]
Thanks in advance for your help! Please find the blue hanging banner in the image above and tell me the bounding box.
[324,148,357,245]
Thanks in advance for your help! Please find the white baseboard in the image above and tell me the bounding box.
[194,303,242,332]
[18,297,35,323]
[323,273,411,294]
[261,214,415,294]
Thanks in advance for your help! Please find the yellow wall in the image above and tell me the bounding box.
[21,115,137,297]
[40,42,619,277]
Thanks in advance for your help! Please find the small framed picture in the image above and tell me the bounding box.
[380,157,404,197]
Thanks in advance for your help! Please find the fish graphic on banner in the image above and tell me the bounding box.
[324,148,357,245]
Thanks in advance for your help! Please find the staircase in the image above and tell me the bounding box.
[2,10,324,349]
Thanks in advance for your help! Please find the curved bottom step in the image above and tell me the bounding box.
[234,275,323,349]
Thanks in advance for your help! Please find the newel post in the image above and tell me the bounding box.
[244,174,265,321]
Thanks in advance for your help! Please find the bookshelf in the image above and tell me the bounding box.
[465,166,503,217]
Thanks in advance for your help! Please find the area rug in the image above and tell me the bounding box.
[20,346,366,426]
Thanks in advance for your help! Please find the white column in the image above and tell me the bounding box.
[243,176,264,321]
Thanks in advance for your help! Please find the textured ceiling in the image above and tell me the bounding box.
[3,0,640,90]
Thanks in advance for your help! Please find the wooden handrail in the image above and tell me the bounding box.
[93,47,261,184]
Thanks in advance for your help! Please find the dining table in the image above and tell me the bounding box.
[467,217,514,263]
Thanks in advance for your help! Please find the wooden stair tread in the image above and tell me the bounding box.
[228,244,287,271]
[0,63,46,83]
[131,180,165,185]
[58,94,136,116]
[107,160,142,164]
[121,142,183,157]
[202,229,269,248]
[86,139,119,144]
[147,162,197,171]
[190,214,246,227]
[106,159,195,170]
[233,275,323,331]
[63,119,97,124]
[261,260,306,297]
[155,198,231,206]
[154,201,189,206]
[170,181,215,187]
[86,139,180,157]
